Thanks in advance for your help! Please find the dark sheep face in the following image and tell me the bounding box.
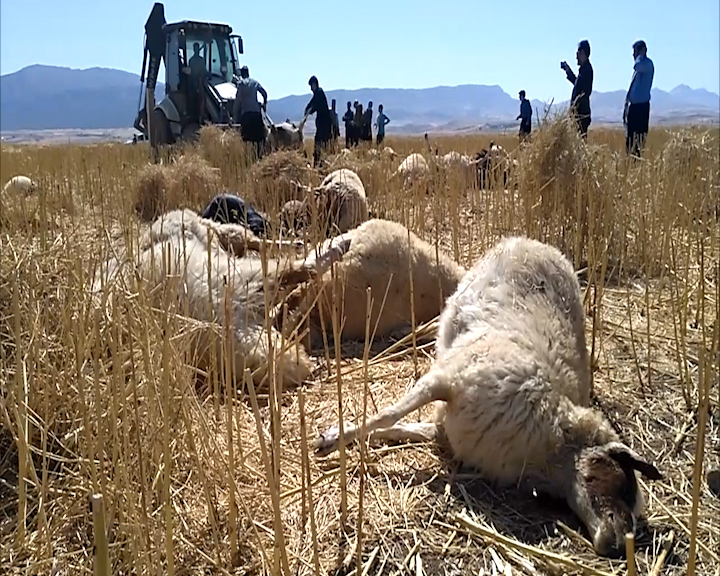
[575,443,662,558]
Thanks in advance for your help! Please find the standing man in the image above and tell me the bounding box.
[362,101,374,142]
[342,101,354,148]
[233,65,268,159]
[624,40,655,157]
[353,101,363,147]
[375,104,390,145]
[304,75,332,167]
[516,90,532,141]
[330,99,341,143]
[561,40,594,139]
[188,42,207,119]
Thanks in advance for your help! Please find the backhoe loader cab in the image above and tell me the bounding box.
[134,3,245,150]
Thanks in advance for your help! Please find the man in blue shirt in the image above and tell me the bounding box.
[624,40,655,157]
[375,104,390,145]
[516,90,532,141]
[561,40,594,139]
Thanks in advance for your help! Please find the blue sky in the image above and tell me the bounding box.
[1,0,718,102]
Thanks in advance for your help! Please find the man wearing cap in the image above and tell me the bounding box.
[304,75,332,166]
[624,40,655,157]
[233,65,268,159]
[516,90,532,141]
[561,40,594,138]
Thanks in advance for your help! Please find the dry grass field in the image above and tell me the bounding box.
[1,116,718,576]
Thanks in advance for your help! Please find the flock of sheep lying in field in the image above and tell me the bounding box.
[4,142,662,559]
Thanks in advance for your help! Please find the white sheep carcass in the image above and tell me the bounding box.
[315,236,662,557]
[266,116,307,152]
[315,168,368,234]
[382,146,397,159]
[438,151,476,180]
[474,142,515,188]
[3,175,37,195]
[392,153,429,186]
[285,168,369,236]
[283,218,465,344]
[94,209,349,390]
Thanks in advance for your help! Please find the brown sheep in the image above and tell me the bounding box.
[282,218,465,345]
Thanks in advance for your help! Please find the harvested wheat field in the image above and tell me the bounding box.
[1,117,718,576]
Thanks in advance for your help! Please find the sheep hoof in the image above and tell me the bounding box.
[314,426,341,456]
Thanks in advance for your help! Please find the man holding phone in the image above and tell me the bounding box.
[561,40,594,139]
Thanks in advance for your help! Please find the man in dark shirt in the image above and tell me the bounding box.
[561,39,594,139]
[362,101,374,142]
[304,75,332,167]
[342,101,354,148]
[330,99,340,143]
[516,90,532,141]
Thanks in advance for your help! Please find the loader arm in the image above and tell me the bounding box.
[134,2,167,134]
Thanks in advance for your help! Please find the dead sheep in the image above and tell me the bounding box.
[289,168,369,236]
[283,218,466,344]
[3,175,38,195]
[392,153,429,186]
[315,168,369,234]
[474,142,515,188]
[280,199,312,233]
[382,146,397,159]
[94,208,348,390]
[438,151,476,180]
[1,175,43,228]
[315,236,662,557]
[266,116,307,152]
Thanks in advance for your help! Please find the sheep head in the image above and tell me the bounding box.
[570,442,662,558]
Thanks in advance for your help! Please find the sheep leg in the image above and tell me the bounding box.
[277,234,352,289]
[315,370,450,457]
[368,422,439,445]
[269,235,353,326]
[208,221,260,256]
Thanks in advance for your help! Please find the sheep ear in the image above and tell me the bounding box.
[606,442,663,481]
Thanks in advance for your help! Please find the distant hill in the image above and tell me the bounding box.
[1,64,718,133]
[0,64,164,131]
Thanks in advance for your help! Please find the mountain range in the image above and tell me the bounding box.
[1,64,718,135]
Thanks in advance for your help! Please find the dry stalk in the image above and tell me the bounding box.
[90,493,110,576]
[161,243,176,576]
[245,368,291,576]
[356,288,373,576]
[298,388,321,575]
[330,263,348,524]
[452,512,614,576]
[649,530,675,576]
[12,272,27,548]
[687,253,712,576]
[625,532,637,576]
[223,275,240,565]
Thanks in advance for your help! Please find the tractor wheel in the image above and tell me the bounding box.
[150,108,174,150]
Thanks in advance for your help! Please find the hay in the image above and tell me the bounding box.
[194,124,249,170]
[660,129,720,220]
[133,153,222,221]
[249,150,315,210]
